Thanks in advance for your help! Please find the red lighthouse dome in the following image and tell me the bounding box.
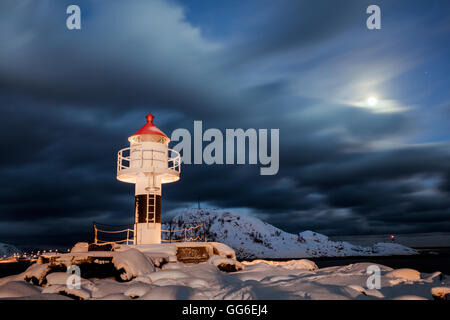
[128,113,170,144]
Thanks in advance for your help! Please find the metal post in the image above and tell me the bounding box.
[94,225,98,244]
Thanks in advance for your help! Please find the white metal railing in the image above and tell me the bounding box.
[117,147,181,175]
[93,222,206,245]
[161,222,207,243]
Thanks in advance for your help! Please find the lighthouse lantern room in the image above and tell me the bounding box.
[117,113,181,244]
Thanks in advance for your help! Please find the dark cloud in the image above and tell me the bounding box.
[0,0,449,248]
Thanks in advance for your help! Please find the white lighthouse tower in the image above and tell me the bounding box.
[117,113,181,245]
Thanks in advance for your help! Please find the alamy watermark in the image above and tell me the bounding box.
[66,265,81,289]
[366,265,381,289]
[171,121,279,176]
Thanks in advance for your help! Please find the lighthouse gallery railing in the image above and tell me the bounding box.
[117,147,181,174]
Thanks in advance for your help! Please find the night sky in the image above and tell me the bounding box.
[0,0,449,249]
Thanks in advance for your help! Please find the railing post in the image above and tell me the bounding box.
[184,228,187,242]
[126,229,129,245]
[94,226,98,244]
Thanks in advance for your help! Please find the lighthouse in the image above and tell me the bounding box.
[117,113,181,244]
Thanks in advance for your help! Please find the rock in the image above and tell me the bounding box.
[88,243,114,252]
[208,255,243,272]
[210,242,236,260]
[385,268,421,281]
[431,287,450,300]
[176,246,210,263]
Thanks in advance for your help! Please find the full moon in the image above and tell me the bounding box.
[367,96,378,107]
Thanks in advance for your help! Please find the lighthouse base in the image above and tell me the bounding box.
[135,223,161,244]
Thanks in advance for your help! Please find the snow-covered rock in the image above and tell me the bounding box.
[208,255,243,272]
[385,268,421,281]
[242,259,318,271]
[1,258,448,300]
[23,263,51,285]
[431,287,450,300]
[71,242,89,253]
[163,209,418,259]
[0,242,22,258]
[45,272,96,291]
[112,248,156,281]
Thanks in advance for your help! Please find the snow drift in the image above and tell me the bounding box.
[163,209,418,259]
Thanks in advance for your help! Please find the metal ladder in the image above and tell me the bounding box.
[146,192,156,225]
[145,174,158,226]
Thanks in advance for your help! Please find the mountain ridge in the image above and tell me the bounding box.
[163,208,418,259]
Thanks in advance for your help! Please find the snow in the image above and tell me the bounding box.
[163,209,418,259]
[23,263,51,285]
[0,255,448,299]
[112,248,156,281]
[385,268,421,281]
[431,287,450,300]
[0,209,444,300]
[0,281,41,298]
[71,242,89,253]
[46,272,96,291]
[0,242,22,258]
[207,256,244,272]
[242,259,318,271]
[42,284,92,300]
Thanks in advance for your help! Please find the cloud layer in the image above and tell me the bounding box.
[0,0,449,248]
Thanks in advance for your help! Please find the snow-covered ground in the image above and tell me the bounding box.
[0,210,443,300]
[0,249,448,300]
[163,209,417,259]
[0,243,22,258]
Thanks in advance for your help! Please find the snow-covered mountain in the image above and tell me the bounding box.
[163,209,418,259]
[0,243,22,258]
